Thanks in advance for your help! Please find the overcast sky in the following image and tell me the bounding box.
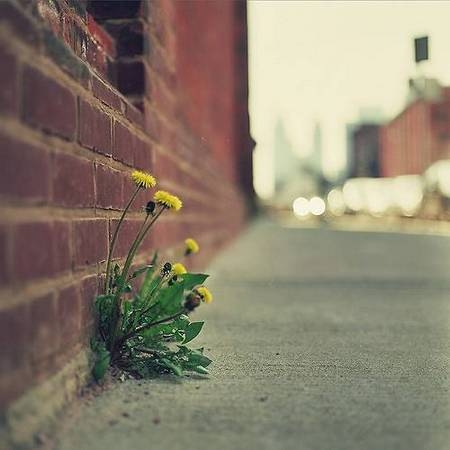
[248,0,450,198]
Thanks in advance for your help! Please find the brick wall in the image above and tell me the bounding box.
[0,0,253,425]
[380,88,450,177]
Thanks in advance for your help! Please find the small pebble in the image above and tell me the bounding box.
[153,416,161,425]
[259,396,268,402]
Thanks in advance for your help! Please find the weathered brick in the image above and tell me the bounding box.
[113,121,134,165]
[110,218,142,259]
[0,366,31,410]
[125,103,144,128]
[96,163,123,209]
[52,152,95,207]
[13,222,54,281]
[0,302,30,372]
[42,29,91,87]
[93,76,121,110]
[0,225,11,285]
[29,292,59,361]
[57,284,81,346]
[73,219,108,267]
[53,221,72,273]
[23,65,77,140]
[79,99,112,155]
[0,45,18,115]
[133,135,152,170]
[0,1,40,47]
[0,131,51,202]
[80,274,98,329]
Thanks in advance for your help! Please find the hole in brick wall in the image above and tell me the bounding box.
[86,1,142,21]
[86,0,145,109]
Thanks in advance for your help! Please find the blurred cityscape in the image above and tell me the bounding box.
[249,4,450,228]
[268,68,450,224]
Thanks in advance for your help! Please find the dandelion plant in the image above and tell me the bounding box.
[92,170,213,380]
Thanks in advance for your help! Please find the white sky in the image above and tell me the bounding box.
[248,0,450,198]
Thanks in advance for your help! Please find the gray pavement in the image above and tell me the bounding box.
[55,220,450,450]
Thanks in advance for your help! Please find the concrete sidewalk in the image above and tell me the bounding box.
[55,220,450,450]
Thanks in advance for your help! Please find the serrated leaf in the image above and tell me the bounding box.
[182,321,204,345]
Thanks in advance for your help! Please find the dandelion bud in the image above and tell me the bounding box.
[145,201,156,215]
[161,262,172,276]
[185,293,201,312]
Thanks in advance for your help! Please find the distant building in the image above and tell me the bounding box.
[273,119,299,192]
[350,124,381,178]
[380,85,450,177]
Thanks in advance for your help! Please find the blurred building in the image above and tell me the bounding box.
[350,124,381,178]
[380,81,450,177]
[273,119,299,192]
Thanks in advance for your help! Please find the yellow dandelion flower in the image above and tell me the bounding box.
[154,190,182,211]
[131,170,157,189]
[196,286,213,304]
[185,238,199,255]
[172,262,187,275]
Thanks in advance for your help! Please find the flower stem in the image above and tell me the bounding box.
[105,186,141,293]
[109,206,166,353]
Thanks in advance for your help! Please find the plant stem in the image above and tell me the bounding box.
[105,186,141,293]
[109,206,166,353]
[119,309,187,345]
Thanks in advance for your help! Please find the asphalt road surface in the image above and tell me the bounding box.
[55,220,450,450]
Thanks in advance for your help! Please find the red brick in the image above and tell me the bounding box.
[86,36,109,78]
[125,103,144,128]
[52,152,95,207]
[96,163,124,209]
[57,284,81,346]
[23,65,76,140]
[73,219,108,268]
[79,99,112,155]
[29,292,59,360]
[0,302,30,372]
[122,174,151,212]
[52,221,72,273]
[133,136,152,170]
[110,218,142,258]
[113,121,134,165]
[143,102,161,140]
[0,45,18,115]
[93,76,121,110]
[80,275,98,329]
[13,222,54,281]
[0,131,50,202]
[0,1,40,47]
[0,366,31,410]
[0,225,11,285]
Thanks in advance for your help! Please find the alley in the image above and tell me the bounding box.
[55,220,450,450]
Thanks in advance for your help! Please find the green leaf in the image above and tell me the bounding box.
[160,358,183,376]
[180,273,209,291]
[192,365,209,375]
[155,281,185,317]
[92,343,110,382]
[182,321,204,344]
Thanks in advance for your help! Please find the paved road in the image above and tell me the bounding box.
[55,220,450,450]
